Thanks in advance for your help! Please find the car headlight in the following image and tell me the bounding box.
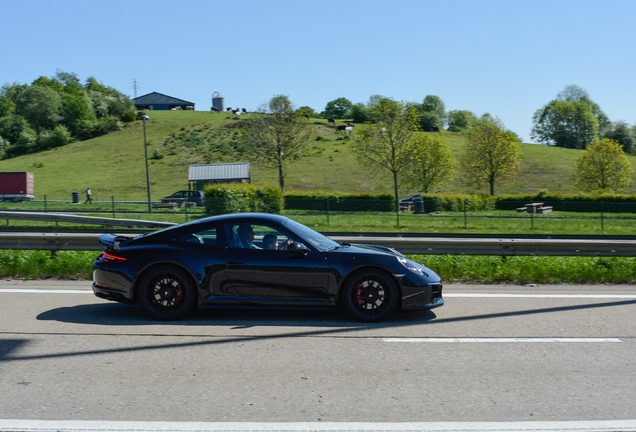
[397,256,425,275]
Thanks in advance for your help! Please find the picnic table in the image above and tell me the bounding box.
[516,203,553,214]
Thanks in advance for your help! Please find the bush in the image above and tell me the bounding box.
[495,192,636,213]
[204,184,284,215]
[285,193,394,212]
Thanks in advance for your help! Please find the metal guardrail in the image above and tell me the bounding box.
[0,211,176,229]
[1,232,635,256]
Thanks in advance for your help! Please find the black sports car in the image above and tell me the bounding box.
[92,213,444,322]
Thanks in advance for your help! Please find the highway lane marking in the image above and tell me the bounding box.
[445,292,636,299]
[384,337,622,343]
[2,419,636,432]
[2,289,636,299]
[0,289,92,293]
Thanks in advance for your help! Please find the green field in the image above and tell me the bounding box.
[2,110,635,201]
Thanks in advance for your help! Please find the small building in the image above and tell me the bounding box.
[188,163,251,190]
[133,92,194,111]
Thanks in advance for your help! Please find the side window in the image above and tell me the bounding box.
[227,223,292,250]
[178,227,219,246]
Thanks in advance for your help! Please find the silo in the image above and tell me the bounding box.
[211,92,225,112]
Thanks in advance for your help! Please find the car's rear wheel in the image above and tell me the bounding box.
[341,269,399,322]
[138,266,197,320]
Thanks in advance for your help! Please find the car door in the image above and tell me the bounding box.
[221,223,331,302]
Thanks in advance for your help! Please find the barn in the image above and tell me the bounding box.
[133,92,194,111]
[188,163,251,189]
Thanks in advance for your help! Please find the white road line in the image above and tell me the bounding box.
[445,293,636,299]
[1,420,636,432]
[384,337,622,343]
[0,289,91,293]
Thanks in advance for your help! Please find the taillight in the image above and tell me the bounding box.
[98,252,127,262]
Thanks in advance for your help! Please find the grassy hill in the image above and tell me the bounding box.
[1,110,635,201]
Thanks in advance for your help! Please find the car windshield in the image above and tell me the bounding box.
[283,219,340,251]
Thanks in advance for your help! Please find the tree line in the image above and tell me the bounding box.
[0,70,136,159]
[242,94,633,214]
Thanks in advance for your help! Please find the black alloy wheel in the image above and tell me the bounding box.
[342,269,399,322]
[138,266,197,320]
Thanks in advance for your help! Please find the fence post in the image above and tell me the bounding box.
[185,201,189,222]
[464,199,468,229]
[530,200,534,230]
[326,197,330,225]
[601,201,604,231]
[44,195,47,213]
[112,196,116,219]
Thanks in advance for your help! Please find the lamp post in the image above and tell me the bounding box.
[141,115,152,213]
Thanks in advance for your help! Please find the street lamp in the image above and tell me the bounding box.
[141,115,152,213]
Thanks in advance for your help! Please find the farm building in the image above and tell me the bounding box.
[188,163,251,189]
[133,92,194,111]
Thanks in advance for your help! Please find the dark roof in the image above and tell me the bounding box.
[133,92,194,105]
[188,163,250,182]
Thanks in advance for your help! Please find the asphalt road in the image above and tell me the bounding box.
[1,279,635,428]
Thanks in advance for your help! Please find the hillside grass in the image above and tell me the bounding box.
[2,110,635,200]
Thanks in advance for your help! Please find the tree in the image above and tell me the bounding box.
[531,85,607,148]
[350,103,369,123]
[461,119,521,195]
[240,95,314,192]
[531,99,598,148]
[322,97,353,119]
[295,106,318,118]
[447,110,475,132]
[421,95,446,125]
[604,121,635,153]
[352,97,420,223]
[14,85,62,131]
[402,134,457,193]
[575,138,633,192]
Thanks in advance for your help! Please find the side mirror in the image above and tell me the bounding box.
[288,242,309,255]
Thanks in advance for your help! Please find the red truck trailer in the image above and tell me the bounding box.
[0,172,35,201]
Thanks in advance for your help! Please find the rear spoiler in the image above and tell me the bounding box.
[98,234,136,251]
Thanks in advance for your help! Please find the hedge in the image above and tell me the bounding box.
[203,184,283,215]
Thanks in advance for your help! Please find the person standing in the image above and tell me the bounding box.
[84,187,92,204]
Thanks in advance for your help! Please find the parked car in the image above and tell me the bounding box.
[92,213,444,322]
[399,194,422,211]
[161,190,205,207]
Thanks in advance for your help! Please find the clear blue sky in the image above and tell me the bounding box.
[2,0,635,143]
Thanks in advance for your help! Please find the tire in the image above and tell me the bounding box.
[138,266,197,320]
[341,269,399,322]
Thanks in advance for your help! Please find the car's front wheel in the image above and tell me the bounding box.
[138,266,197,320]
[341,269,399,322]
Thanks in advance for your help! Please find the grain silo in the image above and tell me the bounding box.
[211,92,225,112]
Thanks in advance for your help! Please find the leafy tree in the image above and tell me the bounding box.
[421,95,446,124]
[418,111,443,131]
[402,134,457,193]
[461,119,521,195]
[604,121,635,153]
[14,85,62,131]
[240,95,314,192]
[531,85,607,148]
[295,106,318,118]
[352,97,420,223]
[575,138,633,192]
[531,99,598,148]
[323,97,353,119]
[350,103,369,123]
[62,93,96,134]
[447,110,475,132]
[38,124,73,150]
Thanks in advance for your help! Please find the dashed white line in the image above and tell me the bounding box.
[384,337,622,343]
